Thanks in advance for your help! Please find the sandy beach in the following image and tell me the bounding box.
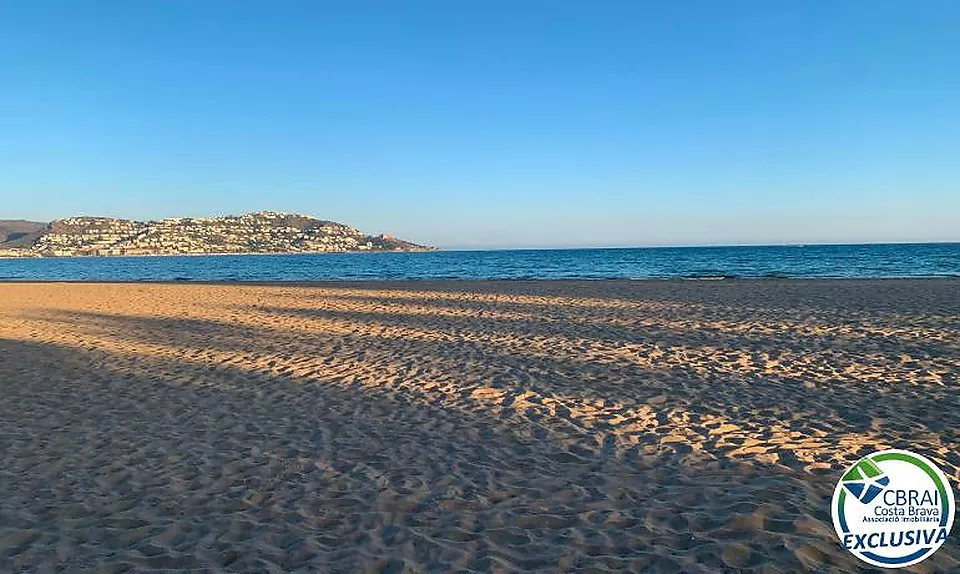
[0,279,958,572]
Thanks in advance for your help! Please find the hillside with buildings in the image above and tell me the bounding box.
[0,212,430,257]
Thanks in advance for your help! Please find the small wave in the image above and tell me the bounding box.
[680,273,740,280]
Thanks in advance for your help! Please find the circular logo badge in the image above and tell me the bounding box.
[832,449,955,568]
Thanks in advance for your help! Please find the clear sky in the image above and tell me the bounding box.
[1,1,958,248]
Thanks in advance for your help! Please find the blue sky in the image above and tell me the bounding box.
[1,1,958,248]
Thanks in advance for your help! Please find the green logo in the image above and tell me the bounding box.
[832,449,954,568]
[842,457,890,504]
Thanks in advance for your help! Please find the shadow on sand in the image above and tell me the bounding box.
[2,279,959,572]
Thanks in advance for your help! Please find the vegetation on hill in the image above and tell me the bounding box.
[0,220,47,248]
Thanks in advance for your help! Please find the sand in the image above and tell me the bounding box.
[0,279,958,572]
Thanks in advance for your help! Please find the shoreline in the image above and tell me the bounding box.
[1,276,959,285]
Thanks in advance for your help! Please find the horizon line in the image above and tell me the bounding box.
[434,240,960,251]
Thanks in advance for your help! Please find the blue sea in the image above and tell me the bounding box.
[1,243,958,282]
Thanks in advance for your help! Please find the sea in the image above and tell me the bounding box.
[1,243,958,282]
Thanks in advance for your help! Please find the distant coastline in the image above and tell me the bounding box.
[0,248,435,260]
[0,211,432,258]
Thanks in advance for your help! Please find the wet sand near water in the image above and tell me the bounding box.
[1,279,958,572]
